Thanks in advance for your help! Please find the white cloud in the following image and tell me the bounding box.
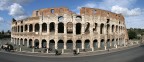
[0,17,4,22]
[9,3,28,20]
[75,0,144,28]
[111,5,141,16]
[0,0,31,20]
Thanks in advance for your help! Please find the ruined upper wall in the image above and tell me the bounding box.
[32,7,74,17]
[80,7,124,22]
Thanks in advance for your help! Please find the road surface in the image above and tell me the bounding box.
[0,45,144,62]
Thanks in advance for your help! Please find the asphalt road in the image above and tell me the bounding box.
[0,45,144,62]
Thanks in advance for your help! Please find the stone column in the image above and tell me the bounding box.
[64,40,67,49]
[73,23,76,35]
[33,24,35,32]
[32,39,34,47]
[27,24,29,32]
[46,39,49,48]
[98,39,101,48]
[47,23,49,35]
[19,39,20,45]
[55,23,58,35]
[82,40,85,49]
[55,41,58,49]
[73,41,76,50]
[27,40,29,47]
[39,39,42,48]
[64,23,67,35]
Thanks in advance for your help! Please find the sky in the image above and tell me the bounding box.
[0,0,144,31]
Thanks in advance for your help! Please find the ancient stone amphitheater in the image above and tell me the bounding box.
[11,7,129,53]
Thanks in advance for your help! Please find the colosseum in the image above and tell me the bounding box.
[11,7,129,53]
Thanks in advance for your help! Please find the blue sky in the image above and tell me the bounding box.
[0,0,144,31]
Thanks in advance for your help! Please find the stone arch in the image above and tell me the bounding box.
[49,22,55,32]
[76,16,82,21]
[112,25,114,32]
[34,39,39,48]
[21,25,23,32]
[112,39,115,47]
[18,26,20,32]
[93,23,97,32]
[58,40,64,49]
[85,39,90,49]
[100,39,105,49]
[106,39,110,49]
[25,24,28,31]
[20,38,23,46]
[42,23,47,32]
[67,40,73,49]
[107,24,110,34]
[76,40,82,48]
[29,24,33,32]
[29,39,33,48]
[116,25,118,32]
[67,22,73,34]
[58,22,64,33]
[24,38,27,46]
[35,23,39,32]
[76,23,81,34]
[49,40,55,49]
[58,16,64,22]
[42,39,47,48]
[85,22,90,34]
[100,23,104,34]
[93,39,98,49]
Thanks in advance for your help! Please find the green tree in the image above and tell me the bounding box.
[128,30,137,39]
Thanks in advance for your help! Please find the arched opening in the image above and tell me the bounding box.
[25,25,28,31]
[51,9,54,14]
[85,22,90,34]
[24,39,27,46]
[112,39,115,47]
[76,23,81,34]
[116,39,118,46]
[29,39,32,48]
[58,40,64,49]
[107,24,110,34]
[49,40,55,50]
[21,26,23,32]
[112,25,114,32]
[49,22,55,32]
[116,25,118,32]
[35,23,39,32]
[42,39,47,48]
[58,22,64,33]
[67,40,73,49]
[67,22,73,34]
[42,23,47,32]
[20,38,23,46]
[93,23,97,32]
[29,24,33,32]
[93,39,98,49]
[34,39,39,48]
[58,16,64,22]
[76,16,82,21]
[85,39,90,49]
[18,26,20,32]
[76,40,81,48]
[100,23,104,34]
[100,39,105,49]
[107,39,110,49]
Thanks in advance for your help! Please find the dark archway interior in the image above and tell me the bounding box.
[58,23,64,33]
[100,24,104,34]
[34,39,39,48]
[85,40,90,48]
[42,40,46,48]
[42,23,47,32]
[25,25,28,31]
[35,23,39,32]
[76,23,81,34]
[67,40,73,49]
[50,22,55,32]
[29,24,33,32]
[93,40,98,48]
[76,40,81,48]
[49,40,55,49]
[58,40,64,49]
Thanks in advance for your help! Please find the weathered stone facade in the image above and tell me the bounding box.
[11,7,129,52]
